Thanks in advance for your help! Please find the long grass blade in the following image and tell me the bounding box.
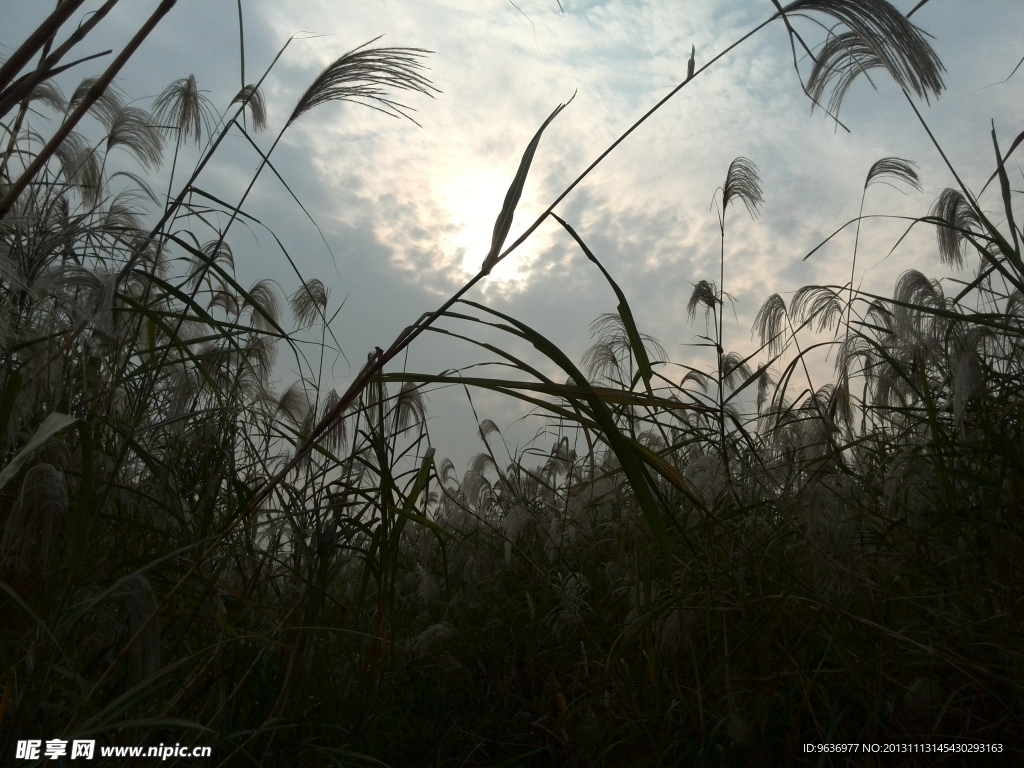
[482,94,575,276]
[551,212,654,391]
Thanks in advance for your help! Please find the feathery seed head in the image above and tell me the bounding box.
[232,84,268,132]
[788,0,946,117]
[288,38,439,128]
[410,622,456,659]
[68,76,125,130]
[208,287,240,316]
[289,278,328,329]
[106,105,164,170]
[556,571,589,614]
[681,368,712,393]
[29,80,67,113]
[276,380,312,426]
[478,418,501,443]
[791,285,843,332]
[582,312,665,384]
[722,351,753,391]
[753,293,788,357]
[502,503,534,545]
[893,269,944,342]
[929,188,981,268]
[114,574,160,686]
[722,157,763,220]
[1007,289,1024,318]
[190,240,234,289]
[687,280,718,321]
[318,389,349,454]
[243,278,282,331]
[756,365,776,413]
[395,381,427,432]
[153,74,216,144]
[1,464,67,575]
[414,565,441,605]
[865,156,922,193]
[52,131,102,208]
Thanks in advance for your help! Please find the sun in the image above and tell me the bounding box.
[436,165,539,285]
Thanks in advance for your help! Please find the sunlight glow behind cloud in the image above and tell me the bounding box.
[5,0,1020,469]
[250,0,1021,465]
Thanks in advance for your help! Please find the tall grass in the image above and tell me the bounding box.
[2,1,1021,765]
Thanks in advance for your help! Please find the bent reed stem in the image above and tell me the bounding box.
[246,13,779,516]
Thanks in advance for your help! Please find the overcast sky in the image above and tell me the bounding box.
[5,0,1022,471]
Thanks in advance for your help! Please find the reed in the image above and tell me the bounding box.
[1,1,1020,765]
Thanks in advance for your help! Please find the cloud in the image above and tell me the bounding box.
[237,0,1024,467]
[5,0,1020,471]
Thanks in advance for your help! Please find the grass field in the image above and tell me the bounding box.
[1,1,1021,765]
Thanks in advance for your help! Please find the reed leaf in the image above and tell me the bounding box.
[552,213,655,390]
[991,123,1021,258]
[482,94,575,276]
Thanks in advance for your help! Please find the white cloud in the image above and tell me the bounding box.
[239,0,1021,465]
[5,0,1020,470]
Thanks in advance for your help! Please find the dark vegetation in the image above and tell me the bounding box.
[1,1,1022,765]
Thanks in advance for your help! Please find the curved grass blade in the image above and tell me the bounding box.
[482,93,576,275]
[0,412,79,492]
[551,212,654,392]
[991,122,1021,257]
[457,298,678,568]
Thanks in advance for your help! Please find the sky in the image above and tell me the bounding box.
[4,0,1022,472]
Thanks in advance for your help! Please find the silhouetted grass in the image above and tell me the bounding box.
[1,2,1021,766]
